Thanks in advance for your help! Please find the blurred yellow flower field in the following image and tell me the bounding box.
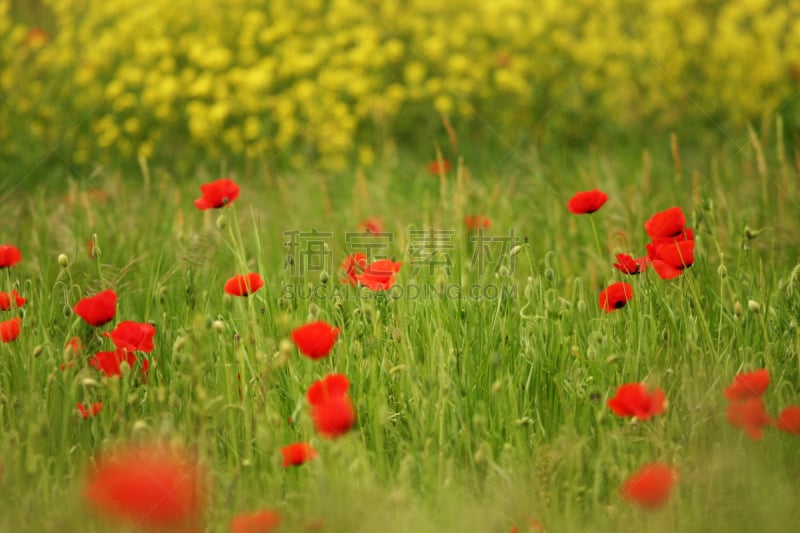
[1,0,799,169]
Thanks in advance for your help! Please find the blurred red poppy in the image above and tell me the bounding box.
[84,446,204,529]
[465,215,492,231]
[0,290,26,310]
[281,442,317,467]
[776,406,800,435]
[307,373,350,405]
[230,509,282,533]
[727,398,772,440]
[724,369,770,401]
[0,245,21,268]
[77,402,103,419]
[426,159,452,175]
[104,321,156,352]
[307,374,356,438]
[598,282,633,313]
[0,317,21,342]
[567,189,608,214]
[354,259,402,291]
[291,320,340,360]
[621,462,678,509]
[311,394,356,438]
[224,273,264,297]
[194,178,240,210]
[613,253,649,275]
[358,217,384,234]
[340,252,367,285]
[607,383,666,421]
[89,349,149,378]
[644,207,686,240]
[65,336,83,355]
[73,289,117,327]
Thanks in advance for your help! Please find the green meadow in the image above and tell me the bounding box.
[3,0,800,532]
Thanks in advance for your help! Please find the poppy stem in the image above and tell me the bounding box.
[589,217,604,264]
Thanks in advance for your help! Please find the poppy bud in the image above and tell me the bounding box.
[63,304,72,317]
[172,336,186,353]
[498,265,510,277]
[509,244,524,257]
[734,301,743,316]
[308,303,320,319]
[717,264,727,278]
[744,226,763,240]
[32,345,44,358]
[58,254,69,268]
[747,300,760,313]
[491,379,503,394]
[319,270,330,284]
[278,338,293,354]
[211,320,225,333]
[473,447,486,464]
[544,268,555,281]
[576,300,587,313]
[216,214,227,229]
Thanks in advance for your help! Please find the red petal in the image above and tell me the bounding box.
[724,369,770,401]
[230,509,282,533]
[307,373,350,405]
[776,406,800,435]
[291,321,340,359]
[621,462,677,508]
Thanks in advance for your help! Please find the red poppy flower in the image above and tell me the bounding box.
[426,159,452,175]
[104,321,156,352]
[311,394,356,439]
[73,289,117,327]
[89,349,149,378]
[0,245,22,268]
[465,215,492,231]
[776,406,800,435]
[354,259,402,291]
[0,317,21,342]
[307,373,351,405]
[620,462,678,509]
[291,320,340,360]
[224,273,264,297]
[567,189,608,214]
[724,369,770,401]
[230,509,282,533]
[0,290,26,310]
[613,253,649,275]
[281,442,318,467]
[307,374,356,438]
[84,447,204,529]
[339,253,366,285]
[727,398,772,440]
[598,282,633,313]
[644,207,686,240]
[358,217,384,234]
[649,240,695,280]
[77,402,103,419]
[194,178,240,210]
[607,383,666,421]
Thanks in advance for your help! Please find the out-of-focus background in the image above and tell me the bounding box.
[3,0,799,178]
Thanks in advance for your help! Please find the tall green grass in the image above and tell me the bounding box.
[1,132,799,532]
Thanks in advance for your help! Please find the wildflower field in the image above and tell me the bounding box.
[3,1,800,532]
